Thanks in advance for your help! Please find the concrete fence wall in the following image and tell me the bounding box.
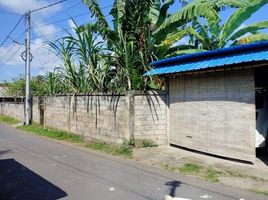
[0,102,24,120]
[0,92,168,145]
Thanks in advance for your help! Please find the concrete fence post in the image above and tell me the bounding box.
[125,92,135,140]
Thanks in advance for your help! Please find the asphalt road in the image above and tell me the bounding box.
[0,123,266,200]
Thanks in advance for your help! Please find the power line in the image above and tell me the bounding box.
[0,31,25,63]
[0,45,23,69]
[45,1,83,21]
[31,14,110,40]
[33,4,114,28]
[31,0,69,13]
[35,11,90,28]
[0,15,25,47]
[7,36,24,46]
[31,22,51,42]
[32,28,70,40]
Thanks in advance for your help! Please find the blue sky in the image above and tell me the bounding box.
[0,0,267,82]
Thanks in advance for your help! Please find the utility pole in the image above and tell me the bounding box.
[25,11,31,125]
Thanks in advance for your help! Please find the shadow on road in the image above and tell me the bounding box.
[0,158,67,200]
[165,180,181,197]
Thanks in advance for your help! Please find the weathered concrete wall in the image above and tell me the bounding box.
[169,69,256,162]
[134,92,168,145]
[43,95,129,144]
[0,93,167,145]
[0,102,24,121]
[32,97,42,124]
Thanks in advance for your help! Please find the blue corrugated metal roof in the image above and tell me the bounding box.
[144,41,268,76]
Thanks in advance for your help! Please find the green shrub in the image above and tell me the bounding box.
[203,168,220,182]
[142,139,158,148]
[179,162,203,174]
[86,140,133,158]
[123,138,136,148]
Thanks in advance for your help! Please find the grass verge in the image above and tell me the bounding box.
[17,123,133,158]
[203,167,221,182]
[0,115,21,125]
[1,115,157,159]
[251,189,268,196]
[179,162,203,174]
[18,123,83,142]
[163,162,221,183]
[86,140,133,158]
[225,170,268,182]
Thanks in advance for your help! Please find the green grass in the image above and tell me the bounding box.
[86,140,133,158]
[179,162,203,174]
[225,170,268,182]
[0,115,21,125]
[251,189,268,196]
[203,168,220,182]
[141,139,158,148]
[17,123,133,158]
[18,123,83,142]
[164,162,220,183]
[125,139,158,148]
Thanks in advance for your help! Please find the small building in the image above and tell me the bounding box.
[145,41,268,162]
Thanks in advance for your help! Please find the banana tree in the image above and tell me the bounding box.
[82,0,248,90]
[185,0,268,51]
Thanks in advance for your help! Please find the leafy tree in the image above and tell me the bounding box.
[49,22,111,93]
[184,0,268,51]
[44,72,62,95]
[6,75,46,96]
[83,0,248,90]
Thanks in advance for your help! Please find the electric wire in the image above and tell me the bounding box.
[31,22,51,42]
[31,0,69,13]
[0,0,112,70]
[0,15,25,47]
[34,3,113,29]
[31,14,110,40]
[35,11,90,28]
[0,31,25,64]
[44,1,83,21]
[0,45,23,69]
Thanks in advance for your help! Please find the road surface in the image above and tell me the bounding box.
[0,123,266,200]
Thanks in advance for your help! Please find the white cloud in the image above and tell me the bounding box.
[0,38,61,76]
[68,19,76,29]
[0,0,61,15]
[0,43,24,66]
[0,0,64,76]
[34,24,59,40]
[30,38,62,74]
[68,19,77,34]
[0,0,62,41]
